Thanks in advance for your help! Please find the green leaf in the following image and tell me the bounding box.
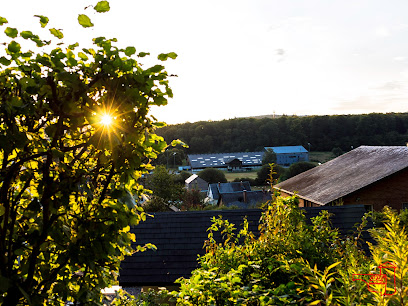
[0,56,11,66]
[5,27,18,38]
[78,14,94,28]
[138,52,150,57]
[68,42,79,49]
[157,53,168,61]
[78,52,88,61]
[94,1,110,13]
[49,28,64,39]
[167,52,177,59]
[158,52,178,61]
[124,46,136,56]
[8,41,21,53]
[34,15,49,28]
[0,205,5,216]
[20,30,34,39]
[0,16,8,25]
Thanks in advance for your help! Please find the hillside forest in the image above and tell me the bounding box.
[157,112,408,154]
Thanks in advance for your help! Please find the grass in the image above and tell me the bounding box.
[224,170,258,182]
[309,151,334,164]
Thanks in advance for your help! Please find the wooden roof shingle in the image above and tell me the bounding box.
[275,146,408,205]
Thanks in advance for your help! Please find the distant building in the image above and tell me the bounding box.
[264,146,309,167]
[187,152,264,172]
[218,190,272,208]
[206,181,251,205]
[275,146,408,211]
[185,174,208,192]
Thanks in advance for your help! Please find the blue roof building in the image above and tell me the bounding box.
[264,145,309,167]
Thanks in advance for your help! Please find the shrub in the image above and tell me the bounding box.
[172,200,408,305]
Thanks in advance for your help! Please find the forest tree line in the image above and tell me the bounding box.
[157,112,408,154]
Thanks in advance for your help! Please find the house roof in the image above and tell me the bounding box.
[119,205,373,286]
[219,191,272,208]
[207,182,251,201]
[185,174,198,184]
[217,181,251,193]
[275,146,408,205]
[188,152,264,169]
[264,145,308,154]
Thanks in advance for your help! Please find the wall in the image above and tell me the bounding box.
[341,168,408,211]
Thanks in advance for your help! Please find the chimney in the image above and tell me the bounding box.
[243,190,247,203]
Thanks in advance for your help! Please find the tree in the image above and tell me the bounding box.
[0,4,176,304]
[262,148,277,165]
[281,161,316,181]
[256,164,286,185]
[198,168,227,184]
[145,166,183,203]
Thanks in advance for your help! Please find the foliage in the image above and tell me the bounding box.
[173,170,192,185]
[111,288,172,306]
[281,161,316,181]
[154,147,186,167]
[142,196,171,213]
[180,189,205,210]
[0,3,176,304]
[256,163,285,185]
[198,168,227,184]
[158,113,408,154]
[171,200,408,305]
[331,147,344,157]
[262,148,277,165]
[145,165,183,203]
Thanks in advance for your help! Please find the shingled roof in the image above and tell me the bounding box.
[275,146,408,206]
[119,205,372,286]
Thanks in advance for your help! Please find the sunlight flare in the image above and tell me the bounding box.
[100,114,113,126]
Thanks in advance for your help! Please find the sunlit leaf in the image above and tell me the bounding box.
[0,56,11,66]
[124,46,136,56]
[8,41,21,53]
[94,1,110,13]
[0,16,8,25]
[34,15,49,28]
[49,28,64,39]
[20,31,34,39]
[78,14,94,28]
[78,52,88,61]
[5,27,18,38]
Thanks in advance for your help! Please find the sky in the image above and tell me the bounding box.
[2,0,408,124]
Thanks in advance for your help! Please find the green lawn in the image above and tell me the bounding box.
[309,151,334,164]
[224,170,258,182]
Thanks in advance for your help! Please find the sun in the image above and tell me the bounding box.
[100,114,113,126]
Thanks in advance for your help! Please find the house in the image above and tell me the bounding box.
[206,181,251,205]
[264,145,309,166]
[187,152,264,172]
[225,158,243,171]
[218,190,272,208]
[185,174,208,192]
[275,146,408,211]
[118,206,373,290]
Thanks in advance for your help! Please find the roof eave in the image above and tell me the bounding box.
[274,187,326,206]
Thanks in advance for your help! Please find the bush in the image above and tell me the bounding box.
[198,168,227,184]
[281,161,316,181]
[172,200,408,305]
[256,164,286,185]
[143,196,171,212]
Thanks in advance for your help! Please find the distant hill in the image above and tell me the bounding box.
[157,112,408,154]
